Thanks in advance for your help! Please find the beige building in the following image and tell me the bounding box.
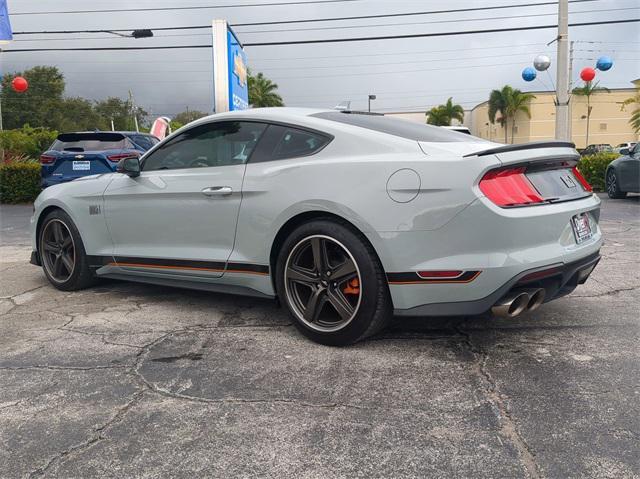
[469,88,638,148]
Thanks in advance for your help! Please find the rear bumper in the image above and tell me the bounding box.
[394,251,600,316]
[370,193,603,315]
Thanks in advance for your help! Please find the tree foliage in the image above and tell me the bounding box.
[488,85,535,143]
[426,97,464,126]
[172,109,208,126]
[620,87,640,134]
[248,71,284,107]
[572,81,610,146]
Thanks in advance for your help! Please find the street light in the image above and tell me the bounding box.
[105,29,154,39]
[368,94,376,113]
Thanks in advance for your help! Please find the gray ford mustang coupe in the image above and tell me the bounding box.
[30,108,602,345]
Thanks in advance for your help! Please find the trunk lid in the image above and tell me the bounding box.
[465,141,592,207]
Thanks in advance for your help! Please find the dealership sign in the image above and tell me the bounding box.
[212,19,249,112]
[0,0,12,44]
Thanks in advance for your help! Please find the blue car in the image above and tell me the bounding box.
[40,131,159,188]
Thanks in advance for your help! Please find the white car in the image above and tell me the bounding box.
[30,108,602,345]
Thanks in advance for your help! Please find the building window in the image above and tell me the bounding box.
[599,123,607,131]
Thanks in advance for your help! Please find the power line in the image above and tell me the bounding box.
[14,6,636,42]
[4,18,638,53]
[243,18,640,46]
[237,7,639,34]
[10,0,364,16]
[11,0,601,35]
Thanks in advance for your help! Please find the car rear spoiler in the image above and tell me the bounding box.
[57,132,126,142]
[463,141,576,158]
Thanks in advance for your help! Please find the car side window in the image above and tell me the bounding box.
[271,126,330,160]
[142,121,267,172]
[632,144,640,159]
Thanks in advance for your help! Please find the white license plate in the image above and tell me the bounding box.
[72,161,90,171]
[571,213,593,244]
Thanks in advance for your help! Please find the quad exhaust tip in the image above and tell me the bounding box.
[491,288,546,318]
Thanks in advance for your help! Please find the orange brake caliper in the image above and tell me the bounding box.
[343,278,360,295]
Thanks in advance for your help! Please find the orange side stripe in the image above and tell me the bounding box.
[109,262,268,275]
[388,271,481,285]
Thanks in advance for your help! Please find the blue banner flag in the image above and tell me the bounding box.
[0,0,12,44]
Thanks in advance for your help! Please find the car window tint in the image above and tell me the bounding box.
[142,121,266,171]
[51,138,126,151]
[272,127,329,160]
[130,135,158,151]
[310,111,483,143]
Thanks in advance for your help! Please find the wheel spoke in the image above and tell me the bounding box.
[53,256,64,277]
[330,258,357,282]
[43,241,58,253]
[304,288,326,323]
[52,222,64,243]
[61,236,73,250]
[60,253,74,274]
[310,237,327,273]
[287,266,318,285]
[326,288,355,321]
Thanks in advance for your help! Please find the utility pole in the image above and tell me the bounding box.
[128,90,139,132]
[555,0,570,141]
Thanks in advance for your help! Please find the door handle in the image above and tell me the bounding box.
[201,186,233,197]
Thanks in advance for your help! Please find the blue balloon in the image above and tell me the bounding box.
[522,67,537,82]
[596,56,613,71]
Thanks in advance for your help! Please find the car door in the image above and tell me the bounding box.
[618,144,640,192]
[103,120,267,277]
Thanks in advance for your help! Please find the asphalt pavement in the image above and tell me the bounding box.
[0,195,638,478]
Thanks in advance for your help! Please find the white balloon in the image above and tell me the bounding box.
[533,54,551,71]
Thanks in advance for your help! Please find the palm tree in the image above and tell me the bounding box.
[488,85,535,144]
[572,81,610,146]
[248,71,284,107]
[620,87,640,134]
[426,106,450,126]
[426,98,464,126]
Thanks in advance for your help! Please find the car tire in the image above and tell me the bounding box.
[606,169,627,199]
[275,219,392,346]
[38,209,96,291]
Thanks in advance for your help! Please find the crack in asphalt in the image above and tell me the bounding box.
[455,324,542,479]
[28,390,145,478]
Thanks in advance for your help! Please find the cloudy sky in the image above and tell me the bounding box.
[2,0,639,118]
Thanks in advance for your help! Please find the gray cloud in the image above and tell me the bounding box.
[4,0,639,118]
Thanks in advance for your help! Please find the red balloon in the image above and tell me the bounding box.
[11,76,29,93]
[580,67,596,82]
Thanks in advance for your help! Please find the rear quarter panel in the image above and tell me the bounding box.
[232,133,498,272]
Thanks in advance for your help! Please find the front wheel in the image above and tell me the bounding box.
[606,170,627,199]
[39,209,96,291]
[275,220,392,346]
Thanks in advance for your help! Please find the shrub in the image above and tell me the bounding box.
[0,161,41,203]
[0,126,57,158]
[577,152,620,191]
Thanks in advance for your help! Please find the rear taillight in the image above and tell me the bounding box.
[572,166,593,192]
[479,167,544,207]
[40,154,56,165]
[107,153,138,163]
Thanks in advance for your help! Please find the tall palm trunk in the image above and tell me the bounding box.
[504,119,508,143]
[511,118,516,144]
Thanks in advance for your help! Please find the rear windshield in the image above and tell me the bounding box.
[52,133,127,152]
[129,134,159,151]
[310,112,477,142]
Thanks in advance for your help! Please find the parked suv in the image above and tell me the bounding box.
[581,144,613,156]
[40,131,159,188]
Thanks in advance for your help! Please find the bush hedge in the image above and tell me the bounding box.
[0,161,41,203]
[577,152,620,192]
[0,126,57,158]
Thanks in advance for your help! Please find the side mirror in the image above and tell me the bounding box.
[116,156,141,177]
[619,148,629,156]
